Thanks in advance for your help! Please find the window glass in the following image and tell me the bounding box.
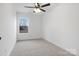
[19,16,29,33]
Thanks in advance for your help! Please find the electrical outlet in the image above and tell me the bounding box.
[0,37,1,40]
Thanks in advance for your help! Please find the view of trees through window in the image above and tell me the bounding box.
[19,16,29,33]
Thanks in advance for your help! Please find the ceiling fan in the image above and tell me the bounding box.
[24,3,50,13]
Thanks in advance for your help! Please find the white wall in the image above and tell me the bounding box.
[17,12,42,40]
[43,3,79,55]
[0,3,16,56]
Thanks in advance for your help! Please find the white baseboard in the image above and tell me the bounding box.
[8,40,17,56]
[64,48,77,55]
[43,38,77,56]
[17,38,43,41]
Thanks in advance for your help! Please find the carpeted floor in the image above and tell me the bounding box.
[10,39,75,56]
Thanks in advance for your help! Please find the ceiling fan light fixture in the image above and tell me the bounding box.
[34,3,38,6]
[33,8,41,13]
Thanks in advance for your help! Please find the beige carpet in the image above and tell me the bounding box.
[10,39,75,56]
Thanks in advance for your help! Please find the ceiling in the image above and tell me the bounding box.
[14,3,53,13]
[14,3,33,13]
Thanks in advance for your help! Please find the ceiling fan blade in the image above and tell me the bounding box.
[41,3,50,7]
[40,9,46,12]
[24,6,35,8]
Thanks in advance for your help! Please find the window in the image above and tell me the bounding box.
[19,16,29,33]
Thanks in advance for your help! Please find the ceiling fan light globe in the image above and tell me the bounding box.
[35,3,38,6]
[33,8,41,13]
